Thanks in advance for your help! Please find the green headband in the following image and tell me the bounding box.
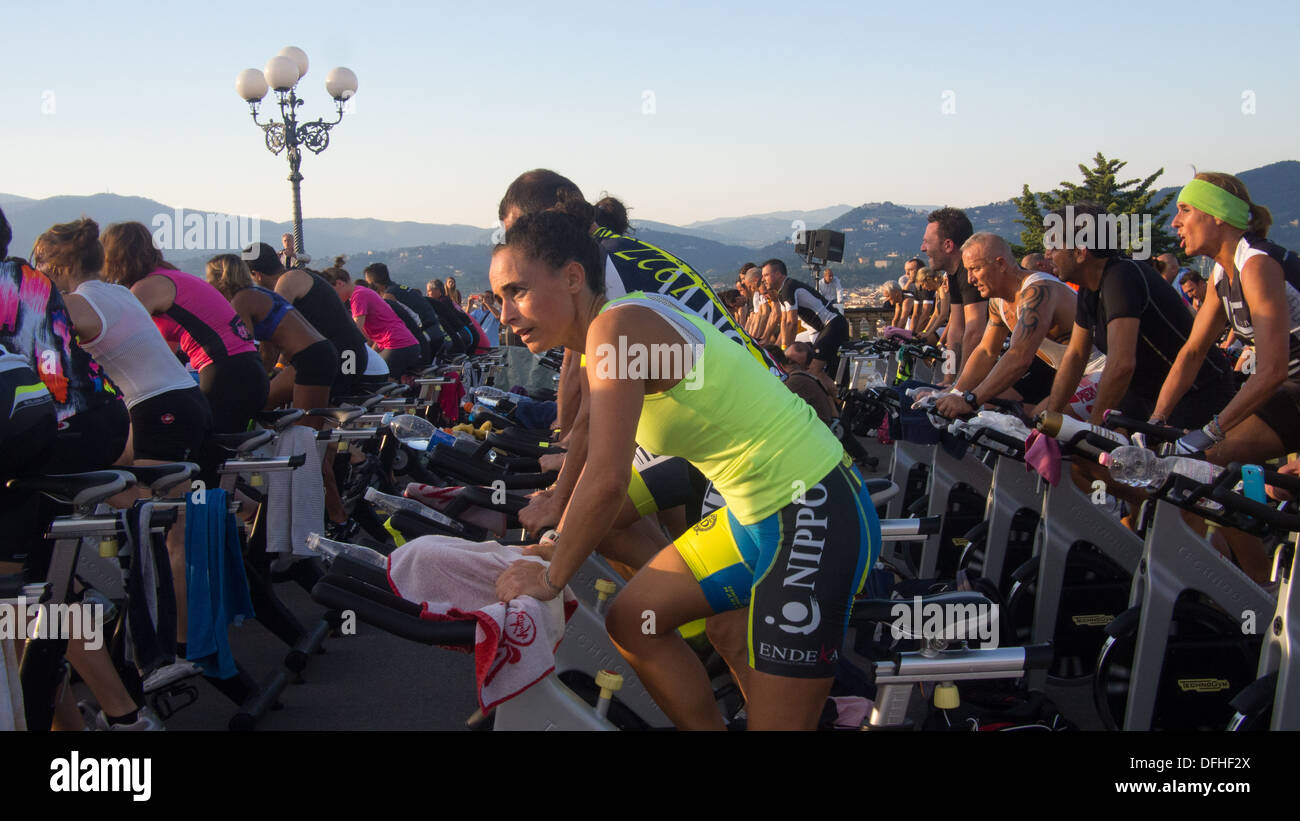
[1177,179,1252,230]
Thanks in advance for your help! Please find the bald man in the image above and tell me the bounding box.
[1020,253,1055,276]
[1154,253,1181,285]
[936,232,1101,417]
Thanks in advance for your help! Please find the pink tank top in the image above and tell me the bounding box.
[350,286,417,351]
[148,269,256,372]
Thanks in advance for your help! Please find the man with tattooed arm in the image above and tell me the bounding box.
[936,232,1104,418]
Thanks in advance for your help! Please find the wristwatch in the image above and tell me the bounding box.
[962,391,978,408]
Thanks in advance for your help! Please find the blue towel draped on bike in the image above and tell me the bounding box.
[185,488,255,679]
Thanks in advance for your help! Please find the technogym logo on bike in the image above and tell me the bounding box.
[0,597,104,651]
[1042,206,1154,260]
[590,336,705,390]
[150,208,262,258]
[889,596,1000,648]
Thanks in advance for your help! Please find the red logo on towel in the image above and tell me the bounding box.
[505,609,536,647]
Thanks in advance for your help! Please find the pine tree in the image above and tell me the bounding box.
[1015,152,1178,258]
[1012,184,1044,258]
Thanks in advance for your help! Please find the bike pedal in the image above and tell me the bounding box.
[150,682,200,721]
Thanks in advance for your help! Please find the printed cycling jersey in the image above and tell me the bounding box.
[1211,234,1300,378]
[249,285,294,341]
[0,260,120,422]
[148,268,256,371]
[992,271,1105,373]
[597,291,841,524]
[776,278,841,331]
[593,227,780,376]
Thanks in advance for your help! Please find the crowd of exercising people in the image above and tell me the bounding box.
[0,210,502,729]
[1,165,1296,731]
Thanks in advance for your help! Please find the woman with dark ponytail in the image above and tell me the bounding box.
[593,195,631,236]
[101,222,267,434]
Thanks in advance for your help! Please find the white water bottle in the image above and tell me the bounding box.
[1035,411,1130,448]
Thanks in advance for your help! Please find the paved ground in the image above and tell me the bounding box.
[76,579,480,732]
[64,425,1104,732]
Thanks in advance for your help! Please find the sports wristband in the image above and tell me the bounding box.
[1205,414,1226,442]
[543,565,564,595]
[540,529,560,546]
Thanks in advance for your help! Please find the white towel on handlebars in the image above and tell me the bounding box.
[266,425,324,557]
[386,535,575,711]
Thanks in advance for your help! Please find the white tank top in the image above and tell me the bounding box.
[74,279,198,407]
[992,271,1106,374]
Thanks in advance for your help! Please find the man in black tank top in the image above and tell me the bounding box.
[245,243,369,395]
[364,263,448,356]
[1047,217,1232,429]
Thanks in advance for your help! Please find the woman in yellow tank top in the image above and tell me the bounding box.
[492,212,880,730]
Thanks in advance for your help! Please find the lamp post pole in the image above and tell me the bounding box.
[236,48,358,259]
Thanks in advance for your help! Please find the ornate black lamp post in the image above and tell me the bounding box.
[235,47,358,258]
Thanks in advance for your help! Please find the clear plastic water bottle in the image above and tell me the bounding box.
[363,486,427,518]
[471,386,511,408]
[305,532,388,571]
[1099,446,1163,487]
[389,414,435,442]
[1164,456,1224,485]
[1100,447,1223,488]
[363,487,464,532]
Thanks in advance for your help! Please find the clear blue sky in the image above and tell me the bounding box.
[3,0,1295,227]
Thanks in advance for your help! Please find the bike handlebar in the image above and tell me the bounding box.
[1101,410,1185,444]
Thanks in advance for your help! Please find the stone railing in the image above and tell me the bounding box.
[843,306,892,338]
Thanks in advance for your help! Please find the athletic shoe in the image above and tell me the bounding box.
[142,660,203,693]
[95,705,165,731]
[77,700,99,731]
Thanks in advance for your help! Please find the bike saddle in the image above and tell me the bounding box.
[8,470,136,508]
[253,409,306,430]
[213,429,275,453]
[306,407,366,426]
[120,463,200,496]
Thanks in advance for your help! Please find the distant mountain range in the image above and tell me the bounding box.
[4,161,1297,294]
